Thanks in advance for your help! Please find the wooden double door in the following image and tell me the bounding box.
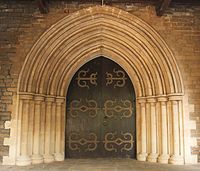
[66,57,136,158]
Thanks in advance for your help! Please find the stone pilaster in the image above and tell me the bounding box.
[137,98,147,161]
[169,96,184,165]
[31,95,44,164]
[54,98,65,161]
[16,94,33,166]
[147,97,158,162]
[61,100,65,158]
[43,97,55,163]
[50,101,56,156]
[158,97,169,164]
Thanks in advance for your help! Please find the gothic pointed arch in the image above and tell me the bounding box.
[4,6,196,166]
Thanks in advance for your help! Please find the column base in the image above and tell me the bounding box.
[54,153,64,161]
[147,153,158,162]
[137,153,147,161]
[16,155,31,166]
[31,154,43,164]
[43,154,54,163]
[169,155,184,165]
[158,154,169,164]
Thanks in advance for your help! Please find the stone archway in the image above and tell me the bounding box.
[2,5,195,166]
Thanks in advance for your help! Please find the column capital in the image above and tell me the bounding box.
[35,95,45,101]
[56,97,65,104]
[157,96,168,102]
[45,96,55,102]
[168,95,183,101]
[19,93,33,100]
[146,97,156,103]
[137,97,146,104]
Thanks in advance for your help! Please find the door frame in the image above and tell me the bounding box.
[65,56,137,158]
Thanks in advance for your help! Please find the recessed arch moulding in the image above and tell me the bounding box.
[3,5,197,165]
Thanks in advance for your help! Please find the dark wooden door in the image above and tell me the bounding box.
[66,57,136,158]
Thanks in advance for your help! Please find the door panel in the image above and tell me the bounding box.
[66,57,136,158]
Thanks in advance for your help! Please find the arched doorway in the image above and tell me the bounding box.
[65,57,136,158]
[4,6,196,166]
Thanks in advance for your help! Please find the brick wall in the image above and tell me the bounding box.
[0,1,199,163]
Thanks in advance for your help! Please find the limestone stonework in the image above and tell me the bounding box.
[0,1,199,165]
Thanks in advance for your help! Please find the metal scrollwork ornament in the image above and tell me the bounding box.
[68,132,99,152]
[106,68,127,88]
[103,99,133,119]
[76,69,97,89]
[103,132,134,152]
[69,99,99,118]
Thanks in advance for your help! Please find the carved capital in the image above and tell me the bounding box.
[34,94,45,101]
[157,96,168,102]
[168,95,183,101]
[19,93,33,100]
[137,97,146,104]
[45,96,55,103]
[147,96,156,103]
[56,97,65,104]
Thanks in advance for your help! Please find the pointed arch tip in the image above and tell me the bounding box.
[18,5,184,97]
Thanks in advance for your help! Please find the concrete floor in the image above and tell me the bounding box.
[0,159,200,171]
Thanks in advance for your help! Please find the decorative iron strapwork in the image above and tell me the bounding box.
[68,132,99,152]
[69,99,99,118]
[103,132,134,152]
[103,99,133,119]
[76,69,97,89]
[106,68,127,88]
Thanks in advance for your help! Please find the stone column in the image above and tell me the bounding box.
[31,95,44,164]
[43,97,54,163]
[61,101,65,157]
[178,100,184,159]
[169,96,184,164]
[40,101,45,157]
[54,98,65,161]
[16,94,33,166]
[147,98,158,162]
[50,102,56,156]
[158,97,169,164]
[137,98,147,161]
